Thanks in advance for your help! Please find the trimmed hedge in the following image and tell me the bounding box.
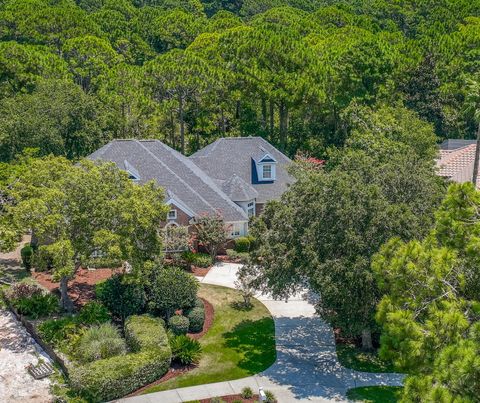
[70,315,171,402]
[168,315,189,335]
[187,307,205,333]
[20,245,33,270]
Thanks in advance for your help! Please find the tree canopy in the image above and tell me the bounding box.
[0,0,478,159]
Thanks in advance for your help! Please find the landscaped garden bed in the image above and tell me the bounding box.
[141,284,276,394]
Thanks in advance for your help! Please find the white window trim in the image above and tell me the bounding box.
[168,209,177,220]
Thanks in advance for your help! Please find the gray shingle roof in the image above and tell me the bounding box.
[88,140,248,222]
[190,137,293,203]
[220,174,259,202]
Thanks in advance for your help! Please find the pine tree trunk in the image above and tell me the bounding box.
[361,328,373,351]
[179,95,185,154]
[269,100,275,135]
[261,98,267,131]
[170,111,175,149]
[473,122,480,187]
[60,276,74,313]
[279,101,288,151]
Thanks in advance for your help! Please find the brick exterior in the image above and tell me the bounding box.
[255,203,265,216]
[161,203,192,227]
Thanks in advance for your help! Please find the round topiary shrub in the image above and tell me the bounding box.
[168,315,190,335]
[194,297,204,309]
[187,307,205,333]
[234,237,250,253]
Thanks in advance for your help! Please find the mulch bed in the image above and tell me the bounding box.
[188,297,214,340]
[127,296,215,396]
[190,265,211,277]
[33,267,120,307]
[197,395,260,402]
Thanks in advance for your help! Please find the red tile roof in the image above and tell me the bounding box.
[436,144,479,187]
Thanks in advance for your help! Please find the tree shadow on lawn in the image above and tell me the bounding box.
[223,317,276,374]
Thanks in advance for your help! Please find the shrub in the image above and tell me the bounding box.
[182,251,213,268]
[186,307,204,333]
[95,274,145,321]
[7,282,42,300]
[20,245,33,271]
[226,249,249,263]
[38,316,78,346]
[70,315,171,402]
[265,390,276,403]
[76,323,127,363]
[147,266,198,318]
[193,297,204,309]
[13,293,59,319]
[234,237,250,253]
[124,315,168,352]
[169,335,202,365]
[210,398,226,403]
[241,386,253,399]
[168,315,189,335]
[76,301,110,325]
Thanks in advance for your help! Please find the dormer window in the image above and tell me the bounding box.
[124,160,140,181]
[262,164,272,180]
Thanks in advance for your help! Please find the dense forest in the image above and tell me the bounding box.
[0,0,479,161]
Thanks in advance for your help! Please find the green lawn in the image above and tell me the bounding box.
[336,343,396,373]
[143,283,276,394]
[347,386,402,402]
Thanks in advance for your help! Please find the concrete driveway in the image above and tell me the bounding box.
[121,262,403,403]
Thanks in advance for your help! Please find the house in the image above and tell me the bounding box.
[436,139,479,186]
[88,137,293,238]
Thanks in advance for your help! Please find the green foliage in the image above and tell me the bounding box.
[70,314,171,402]
[249,110,445,346]
[76,323,127,363]
[95,274,146,322]
[37,316,78,346]
[83,257,122,269]
[264,390,276,403]
[147,266,199,318]
[124,315,169,352]
[168,315,190,335]
[76,301,111,325]
[193,297,204,309]
[346,386,402,403]
[186,306,205,333]
[373,183,480,401]
[12,293,59,319]
[241,386,253,399]
[226,249,249,263]
[169,334,202,364]
[182,251,212,267]
[234,236,250,252]
[20,245,33,271]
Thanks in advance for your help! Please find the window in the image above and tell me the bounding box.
[247,201,255,217]
[262,164,272,179]
[168,209,177,220]
[230,223,242,237]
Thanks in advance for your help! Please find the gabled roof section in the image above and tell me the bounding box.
[221,174,259,202]
[257,153,277,163]
[124,160,140,180]
[190,137,293,203]
[88,140,248,222]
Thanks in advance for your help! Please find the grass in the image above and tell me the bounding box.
[347,386,402,402]
[142,283,276,394]
[336,343,397,373]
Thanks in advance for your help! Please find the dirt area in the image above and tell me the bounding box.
[33,267,119,307]
[0,309,53,403]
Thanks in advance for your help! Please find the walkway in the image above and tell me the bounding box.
[121,263,404,403]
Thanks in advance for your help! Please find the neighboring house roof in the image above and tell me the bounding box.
[436,143,479,187]
[439,139,477,150]
[219,174,258,202]
[88,139,248,222]
[190,137,293,203]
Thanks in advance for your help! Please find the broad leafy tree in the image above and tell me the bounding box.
[249,106,445,348]
[0,156,168,311]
